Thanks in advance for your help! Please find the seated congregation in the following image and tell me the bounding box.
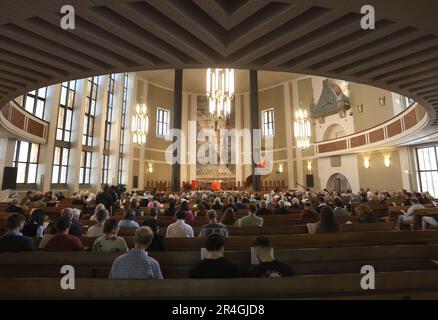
[0,186,437,292]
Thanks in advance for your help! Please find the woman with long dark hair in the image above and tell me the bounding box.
[22,209,47,237]
[315,206,342,234]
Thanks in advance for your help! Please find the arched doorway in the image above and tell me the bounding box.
[326,173,352,194]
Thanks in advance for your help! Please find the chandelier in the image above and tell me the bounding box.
[294,109,311,149]
[206,68,234,118]
[132,103,149,144]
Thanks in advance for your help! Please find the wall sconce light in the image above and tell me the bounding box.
[307,161,312,173]
[384,156,391,168]
[278,164,284,173]
[147,164,153,174]
[379,97,386,107]
[364,158,370,169]
[357,104,364,113]
[404,170,410,174]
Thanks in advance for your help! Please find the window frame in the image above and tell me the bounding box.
[13,140,40,185]
[22,87,47,119]
[262,108,275,137]
[155,107,170,138]
[80,150,93,185]
[83,77,99,147]
[416,146,438,198]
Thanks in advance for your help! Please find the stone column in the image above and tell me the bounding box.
[171,69,183,191]
[39,84,61,192]
[250,70,261,191]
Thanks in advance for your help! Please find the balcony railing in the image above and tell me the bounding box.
[0,100,49,144]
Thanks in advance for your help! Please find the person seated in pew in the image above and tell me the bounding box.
[87,207,109,237]
[290,198,302,210]
[235,197,247,210]
[72,194,87,213]
[147,207,166,228]
[43,217,84,251]
[164,200,177,216]
[189,234,240,279]
[220,208,238,227]
[300,202,319,220]
[166,210,194,238]
[55,191,66,201]
[0,214,35,252]
[109,226,163,280]
[256,200,271,216]
[237,205,263,227]
[60,208,82,238]
[92,218,129,253]
[310,206,342,234]
[5,198,26,216]
[356,204,378,224]
[315,197,328,213]
[221,198,238,213]
[141,219,167,252]
[173,200,195,222]
[194,203,207,217]
[118,209,140,229]
[198,210,229,238]
[89,203,105,221]
[274,200,289,215]
[46,195,58,207]
[211,197,223,211]
[129,198,142,217]
[421,215,438,230]
[38,224,57,249]
[395,198,424,231]
[247,236,294,278]
[22,208,47,238]
[333,198,349,219]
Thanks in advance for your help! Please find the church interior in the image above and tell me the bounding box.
[1,0,438,301]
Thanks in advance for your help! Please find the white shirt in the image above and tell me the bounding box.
[86,225,104,237]
[166,219,194,238]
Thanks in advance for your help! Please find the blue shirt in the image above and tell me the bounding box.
[109,248,163,280]
[117,220,140,229]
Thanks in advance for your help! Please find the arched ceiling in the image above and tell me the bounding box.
[1,0,438,128]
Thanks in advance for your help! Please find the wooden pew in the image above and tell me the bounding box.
[414,208,438,229]
[2,270,438,299]
[80,223,394,237]
[33,230,438,251]
[1,244,438,279]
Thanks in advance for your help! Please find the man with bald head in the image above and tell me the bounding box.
[109,226,163,279]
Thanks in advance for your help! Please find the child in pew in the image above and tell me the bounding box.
[92,218,128,253]
[247,236,294,278]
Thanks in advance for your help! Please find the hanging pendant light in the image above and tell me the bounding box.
[294,109,311,149]
[132,102,149,144]
[206,68,234,118]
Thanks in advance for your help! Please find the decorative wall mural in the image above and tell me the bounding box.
[310,79,350,119]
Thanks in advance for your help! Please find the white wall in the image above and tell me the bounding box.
[317,154,360,193]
